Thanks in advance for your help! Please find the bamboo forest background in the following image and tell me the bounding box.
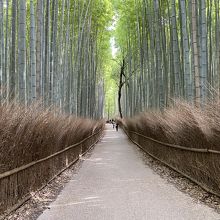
[0,0,113,119]
[0,0,220,119]
[114,0,220,117]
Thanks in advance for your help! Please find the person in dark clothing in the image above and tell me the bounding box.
[116,123,119,131]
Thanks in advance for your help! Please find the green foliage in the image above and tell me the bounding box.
[104,60,117,117]
[113,0,140,53]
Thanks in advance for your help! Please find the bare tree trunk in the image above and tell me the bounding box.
[36,0,42,100]
[171,0,182,97]
[118,59,125,119]
[9,0,17,101]
[200,0,207,104]
[18,0,27,103]
[0,0,3,101]
[3,0,9,100]
[191,0,201,104]
[30,0,36,101]
[180,0,192,101]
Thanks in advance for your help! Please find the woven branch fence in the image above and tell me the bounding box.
[0,129,103,218]
[122,127,220,198]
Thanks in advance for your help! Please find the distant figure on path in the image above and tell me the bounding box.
[116,123,119,131]
[112,119,115,129]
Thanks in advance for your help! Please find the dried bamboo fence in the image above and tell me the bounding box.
[122,127,220,198]
[0,129,103,218]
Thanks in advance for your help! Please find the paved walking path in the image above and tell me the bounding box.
[38,125,220,220]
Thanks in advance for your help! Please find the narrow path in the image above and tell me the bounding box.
[38,125,220,220]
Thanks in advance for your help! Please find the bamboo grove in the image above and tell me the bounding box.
[0,0,112,119]
[114,0,219,117]
[1,0,219,120]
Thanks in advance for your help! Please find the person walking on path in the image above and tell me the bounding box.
[116,123,119,131]
[112,120,115,129]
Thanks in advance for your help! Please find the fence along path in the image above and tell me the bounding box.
[38,124,219,220]
[0,129,102,219]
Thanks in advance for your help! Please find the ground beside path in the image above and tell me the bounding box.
[38,124,220,220]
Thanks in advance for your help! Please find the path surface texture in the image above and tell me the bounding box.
[38,125,220,220]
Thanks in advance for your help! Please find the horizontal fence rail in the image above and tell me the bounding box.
[130,131,220,154]
[0,128,103,218]
[122,127,220,198]
[0,129,102,180]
